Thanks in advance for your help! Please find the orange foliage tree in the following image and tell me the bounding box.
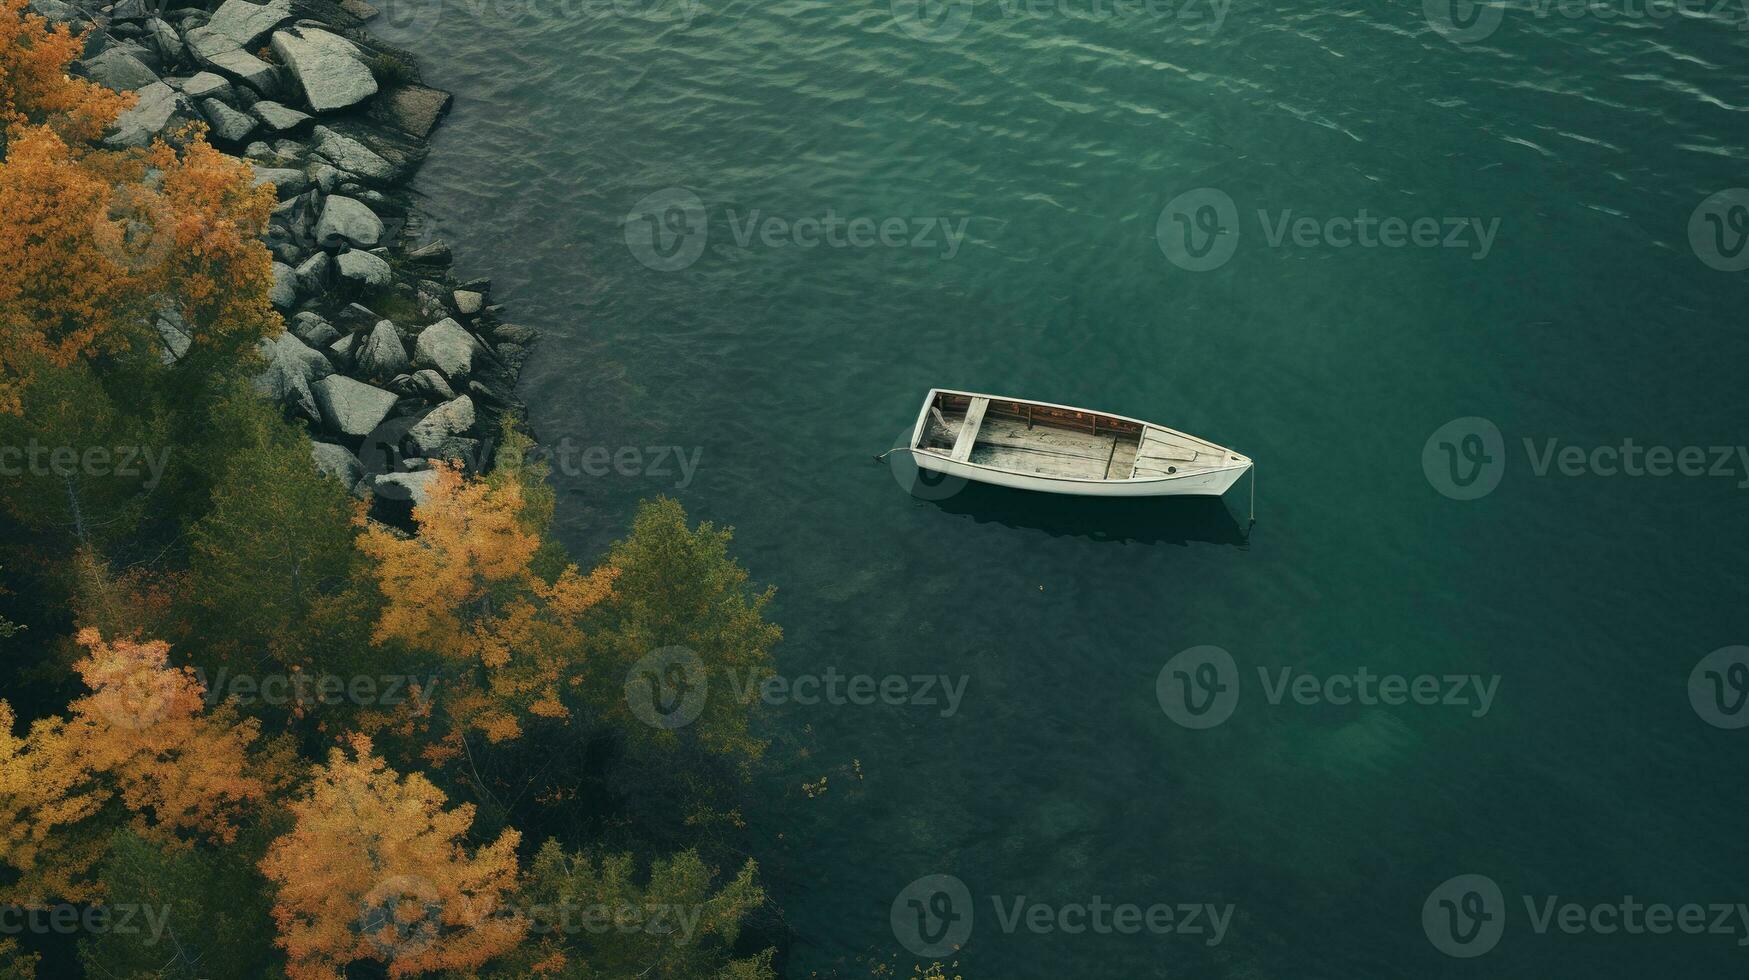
[0,629,276,902]
[0,0,277,414]
[258,734,526,980]
[358,440,617,744]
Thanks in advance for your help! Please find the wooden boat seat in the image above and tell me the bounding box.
[949,397,989,461]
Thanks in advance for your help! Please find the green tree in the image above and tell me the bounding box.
[592,497,780,767]
[77,828,283,980]
[184,386,376,680]
[474,838,775,980]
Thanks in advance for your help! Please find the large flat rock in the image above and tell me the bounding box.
[271,26,378,113]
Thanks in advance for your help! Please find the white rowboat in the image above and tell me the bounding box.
[903,389,1252,499]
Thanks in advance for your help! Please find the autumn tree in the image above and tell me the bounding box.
[258,734,525,980]
[0,629,280,902]
[0,0,126,148]
[0,0,277,414]
[359,427,617,745]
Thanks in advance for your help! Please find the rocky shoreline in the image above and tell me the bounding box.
[47,0,529,514]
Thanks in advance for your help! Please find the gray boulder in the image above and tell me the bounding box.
[251,165,308,198]
[269,261,298,309]
[314,195,382,248]
[408,395,475,455]
[310,441,365,490]
[28,0,81,24]
[408,368,458,401]
[290,311,341,349]
[406,241,452,267]
[452,290,484,316]
[204,47,278,95]
[335,249,392,288]
[104,82,197,148]
[373,469,438,506]
[311,126,394,182]
[187,0,291,53]
[293,252,331,293]
[253,331,332,421]
[374,84,451,137]
[250,99,311,132]
[413,318,478,384]
[144,19,185,65]
[177,71,234,101]
[154,310,191,365]
[271,27,378,113]
[83,47,159,92]
[200,98,257,142]
[355,319,410,379]
[312,375,398,437]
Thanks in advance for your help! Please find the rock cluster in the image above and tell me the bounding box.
[60,0,536,513]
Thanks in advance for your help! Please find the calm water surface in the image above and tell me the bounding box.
[377,1,1748,974]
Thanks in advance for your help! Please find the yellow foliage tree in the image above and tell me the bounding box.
[258,734,526,980]
[358,456,617,743]
[0,629,274,902]
[0,0,277,414]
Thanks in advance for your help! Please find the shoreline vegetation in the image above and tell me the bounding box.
[0,0,956,976]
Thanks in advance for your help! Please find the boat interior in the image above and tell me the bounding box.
[916,391,1236,481]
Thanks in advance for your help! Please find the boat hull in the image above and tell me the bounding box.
[914,452,1249,498]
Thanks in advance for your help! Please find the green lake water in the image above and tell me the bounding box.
[374,0,1748,974]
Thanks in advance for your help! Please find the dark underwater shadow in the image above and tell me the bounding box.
[920,481,1252,547]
